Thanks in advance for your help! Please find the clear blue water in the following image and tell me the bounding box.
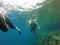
[0,0,60,45]
[0,10,39,45]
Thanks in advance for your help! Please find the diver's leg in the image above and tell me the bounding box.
[5,16,16,29]
[15,27,21,35]
[30,27,33,32]
[0,17,8,32]
[34,29,36,34]
[0,24,8,32]
[32,26,36,34]
[5,16,21,34]
[33,24,37,34]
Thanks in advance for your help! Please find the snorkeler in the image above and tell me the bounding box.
[30,19,37,34]
[0,13,21,35]
[26,18,40,34]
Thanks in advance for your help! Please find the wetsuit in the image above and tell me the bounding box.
[0,16,8,32]
[30,21,37,33]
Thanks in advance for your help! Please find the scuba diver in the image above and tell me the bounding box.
[30,20,37,33]
[0,0,21,35]
[0,13,21,35]
[26,18,40,34]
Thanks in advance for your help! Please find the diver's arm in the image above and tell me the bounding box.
[25,20,31,29]
[25,23,30,29]
[36,22,40,30]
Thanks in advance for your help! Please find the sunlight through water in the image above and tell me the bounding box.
[0,0,46,12]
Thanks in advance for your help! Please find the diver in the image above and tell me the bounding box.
[30,19,37,34]
[0,13,21,35]
[26,18,40,34]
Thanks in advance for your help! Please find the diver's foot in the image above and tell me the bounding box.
[19,31,21,35]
